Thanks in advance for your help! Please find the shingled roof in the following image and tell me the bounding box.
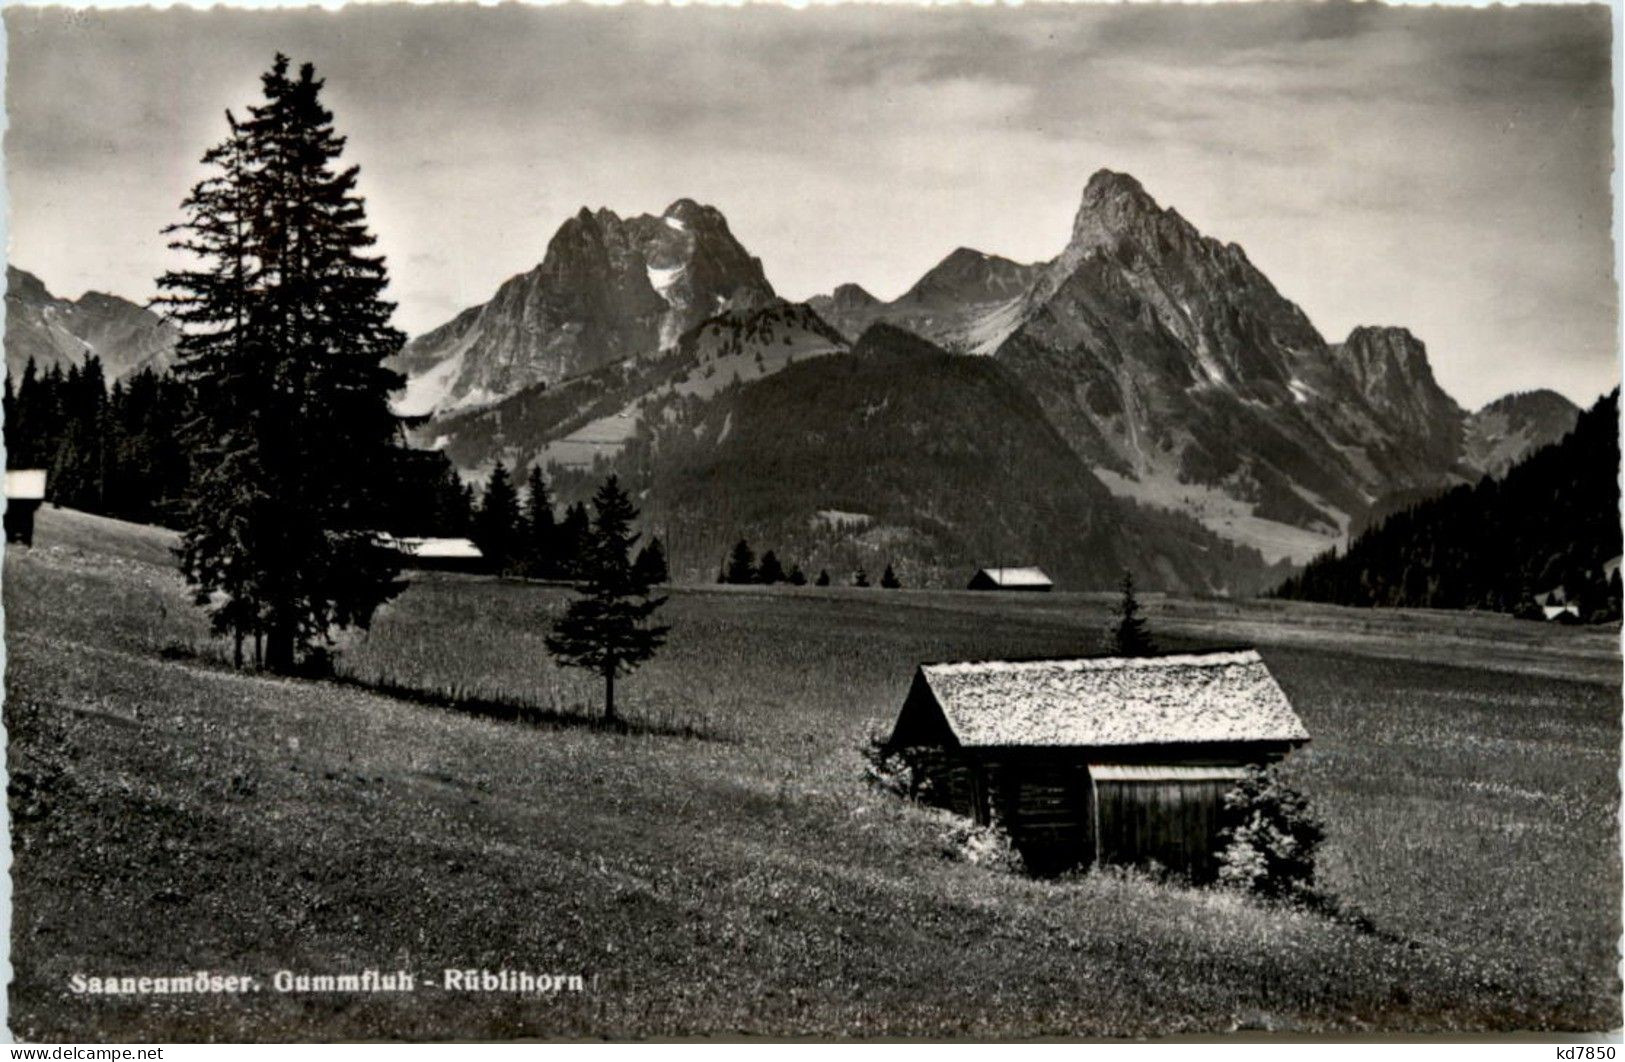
[914,650,1308,748]
[971,567,1052,588]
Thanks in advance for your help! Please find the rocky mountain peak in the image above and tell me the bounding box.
[829,283,879,308]
[1080,168,1151,205]
[899,247,1041,307]
[1476,388,1579,420]
[394,197,776,414]
[942,246,992,266]
[1339,326,1442,394]
[662,198,717,225]
[1323,325,1464,467]
[1463,388,1581,478]
[7,266,51,303]
[1066,169,1203,263]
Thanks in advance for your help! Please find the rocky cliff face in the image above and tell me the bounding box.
[394,200,775,414]
[974,170,1507,563]
[6,267,177,382]
[1332,325,1465,466]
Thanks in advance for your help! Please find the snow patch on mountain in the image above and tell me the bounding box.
[959,296,1028,356]
[648,263,685,299]
[395,343,471,416]
[537,306,845,470]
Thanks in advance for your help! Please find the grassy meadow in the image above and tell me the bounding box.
[5,507,1620,1039]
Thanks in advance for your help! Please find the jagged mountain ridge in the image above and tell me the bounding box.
[421,298,849,473]
[809,247,1043,349]
[5,267,177,383]
[393,199,775,415]
[970,170,1565,563]
[410,169,1581,584]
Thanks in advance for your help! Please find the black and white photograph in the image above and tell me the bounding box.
[1,0,1620,1043]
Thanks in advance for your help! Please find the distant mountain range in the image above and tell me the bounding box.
[6,170,1589,593]
[391,170,1582,589]
[5,267,176,383]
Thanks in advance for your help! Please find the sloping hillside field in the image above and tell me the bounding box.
[6,509,1619,1039]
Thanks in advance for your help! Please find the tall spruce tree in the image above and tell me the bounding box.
[523,464,557,577]
[725,539,757,584]
[7,359,39,467]
[757,549,786,585]
[159,55,406,672]
[632,536,669,585]
[557,502,593,579]
[1111,570,1155,656]
[545,475,670,723]
[472,460,522,572]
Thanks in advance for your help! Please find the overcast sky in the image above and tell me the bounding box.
[4,2,1616,407]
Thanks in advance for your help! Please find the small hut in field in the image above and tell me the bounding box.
[967,566,1053,592]
[885,649,1309,878]
[4,470,47,546]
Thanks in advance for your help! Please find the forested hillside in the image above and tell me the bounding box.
[555,324,1285,592]
[1272,389,1621,620]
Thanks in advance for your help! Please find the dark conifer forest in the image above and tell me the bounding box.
[4,357,191,526]
[3,354,471,540]
[1272,389,1621,621]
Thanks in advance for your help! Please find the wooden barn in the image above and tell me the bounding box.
[967,566,1053,592]
[4,469,47,547]
[885,649,1310,878]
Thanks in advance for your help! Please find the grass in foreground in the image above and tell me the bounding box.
[6,507,1620,1039]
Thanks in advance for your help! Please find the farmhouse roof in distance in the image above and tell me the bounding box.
[968,566,1053,589]
[914,650,1309,748]
[387,536,483,559]
[5,470,46,501]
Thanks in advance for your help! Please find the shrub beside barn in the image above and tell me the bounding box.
[884,649,1309,878]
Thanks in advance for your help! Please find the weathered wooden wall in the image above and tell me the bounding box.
[979,752,1093,875]
[907,745,982,820]
[896,735,1298,878]
[1093,777,1236,882]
